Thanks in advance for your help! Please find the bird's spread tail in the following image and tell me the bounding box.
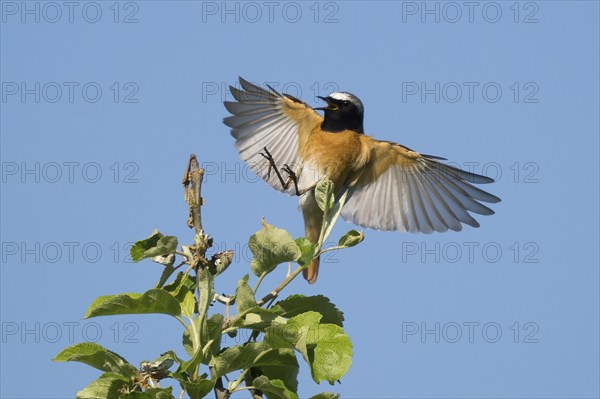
[303,257,320,285]
[302,199,323,284]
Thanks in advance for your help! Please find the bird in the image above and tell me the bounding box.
[223,77,500,284]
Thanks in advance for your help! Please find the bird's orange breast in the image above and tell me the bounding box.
[298,126,370,189]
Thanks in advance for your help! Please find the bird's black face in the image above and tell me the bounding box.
[316,92,364,134]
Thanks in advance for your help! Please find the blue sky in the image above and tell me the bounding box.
[1,1,599,398]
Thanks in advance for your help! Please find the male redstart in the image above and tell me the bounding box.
[224,78,500,284]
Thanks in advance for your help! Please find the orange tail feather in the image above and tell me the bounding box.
[302,195,323,284]
[303,257,320,284]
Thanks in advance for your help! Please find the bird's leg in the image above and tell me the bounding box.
[259,147,287,186]
[281,164,301,196]
[259,147,303,196]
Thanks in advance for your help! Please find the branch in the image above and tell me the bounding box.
[183,154,230,398]
[182,154,205,235]
[221,266,304,333]
[214,378,231,399]
[244,370,263,399]
[256,266,303,306]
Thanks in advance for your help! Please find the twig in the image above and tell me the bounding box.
[213,293,235,305]
[252,272,268,294]
[244,369,263,399]
[175,250,191,260]
[214,377,230,399]
[256,266,303,307]
[234,385,261,398]
[223,266,304,331]
[182,154,205,235]
[229,351,269,393]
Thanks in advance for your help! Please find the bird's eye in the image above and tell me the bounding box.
[342,100,350,106]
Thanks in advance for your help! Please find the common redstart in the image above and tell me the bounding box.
[224,77,500,284]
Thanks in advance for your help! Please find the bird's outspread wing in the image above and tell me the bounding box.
[342,137,501,233]
[223,77,323,194]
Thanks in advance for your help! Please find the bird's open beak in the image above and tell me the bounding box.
[315,96,338,111]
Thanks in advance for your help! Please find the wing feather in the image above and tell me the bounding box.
[413,168,449,232]
[408,171,429,232]
[419,172,463,231]
[379,166,393,228]
[341,137,500,232]
[223,77,323,194]
[424,159,495,184]
[429,172,481,228]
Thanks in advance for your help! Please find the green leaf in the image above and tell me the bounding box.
[157,350,185,368]
[182,319,196,357]
[130,230,178,263]
[208,250,233,276]
[232,307,287,332]
[181,319,203,374]
[249,220,301,277]
[53,342,136,377]
[270,295,345,326]
[181,290,196,319]
[120,387,174,399]
[315,179,334,213]
[84,289,181,318]
[337,230,364,248]
[295,237,318,267]
[197,269,214,320]
[308,394,341,399]
[313,179,349,247]
[212,343,262,379]
[212,342,297,380]
[163,272,196,303]
[265,312,322,359]
[265,312,352,384]
[306,323,352,384]
[252,376,298,399]
[235,275,257,313]
[203,313,224,362]
[260,349,299,395]
[75,372,130,399]
[156,263,176,288]
[180,379,215,399]
[320,190,348,247]
[181,269,213,374]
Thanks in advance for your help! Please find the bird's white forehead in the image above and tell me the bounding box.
[329,92,354,101]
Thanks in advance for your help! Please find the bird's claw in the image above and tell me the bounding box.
[282,164,295,178]
[282,164,301,196]
[258,149,301,196]
[259,147,276,180]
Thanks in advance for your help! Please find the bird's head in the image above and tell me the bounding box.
[316,92,364,134]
